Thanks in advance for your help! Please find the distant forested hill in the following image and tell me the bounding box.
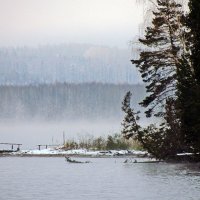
[0,83,145,121]
[0,44,141,85]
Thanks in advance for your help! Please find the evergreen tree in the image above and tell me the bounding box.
[188,0,200,84]
[175,57,198,153]
[183,0,200,155]
[131,0,197,158]
[122,0,195,160]
[121,91,140,139]
[121,0,200,160]
[132,0,186,118]
[106,135,116,150]
[121,92,182,159]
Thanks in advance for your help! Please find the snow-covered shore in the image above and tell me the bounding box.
[7,148,148,157]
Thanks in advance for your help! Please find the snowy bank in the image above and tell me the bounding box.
[9,148,148,157]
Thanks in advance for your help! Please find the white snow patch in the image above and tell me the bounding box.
[11,148,148,156]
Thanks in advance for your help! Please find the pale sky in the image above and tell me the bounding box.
[0,0,143,48]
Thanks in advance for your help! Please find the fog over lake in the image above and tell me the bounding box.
[0,83,147,149]
[0,120,122,149]
[2,2,199,200]
[0,44,146,149]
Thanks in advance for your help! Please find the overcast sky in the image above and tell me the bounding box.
[0,0,143,48]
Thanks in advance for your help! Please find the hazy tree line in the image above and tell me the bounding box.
[0,44,140,85]
[0,83,145,121]
[122,0,200,161]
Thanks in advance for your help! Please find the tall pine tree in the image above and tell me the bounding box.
[182,0,200,155]
[132,0,186,118]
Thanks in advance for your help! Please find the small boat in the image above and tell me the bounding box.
[135,160,161,163]
[124,158,161,164]
[65,157,91,164]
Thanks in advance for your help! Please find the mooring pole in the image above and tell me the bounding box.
[63,131,65,145]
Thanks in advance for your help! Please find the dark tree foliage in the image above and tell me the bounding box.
[121,93,183,160]
[183,0,200,154]
[132,0,185,118]
[121,0,200,160]
[176,57,199,153]
[121,91,140,139]
[188,0,200,85]
[106,134,129,150]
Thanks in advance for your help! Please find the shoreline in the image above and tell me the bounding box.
[0,153,149,158]
[0,149,149,158]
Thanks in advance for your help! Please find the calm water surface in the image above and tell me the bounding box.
[0,157,200,200]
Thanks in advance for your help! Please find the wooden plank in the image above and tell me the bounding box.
[0,143,22,145]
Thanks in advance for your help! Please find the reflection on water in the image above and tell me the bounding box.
[0,157,200,200]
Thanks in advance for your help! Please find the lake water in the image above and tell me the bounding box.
[0,157,200,200]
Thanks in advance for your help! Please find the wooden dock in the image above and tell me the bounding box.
[37,144,60,150]
[0,143,22,153]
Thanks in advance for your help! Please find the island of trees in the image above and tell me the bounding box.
[121,0,200,162]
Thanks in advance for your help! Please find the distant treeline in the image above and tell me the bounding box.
[0,44,140,85]
[0,83,145,121]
